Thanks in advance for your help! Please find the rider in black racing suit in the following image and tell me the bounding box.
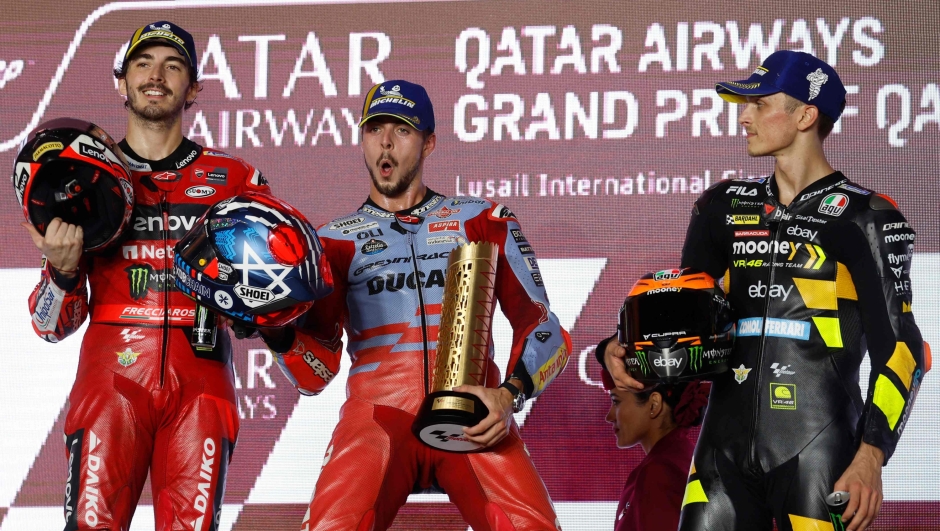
[676,171,926,530]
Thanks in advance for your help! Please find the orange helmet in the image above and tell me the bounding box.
[618,268,734,384]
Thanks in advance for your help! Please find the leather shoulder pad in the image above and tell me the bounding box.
[869,193,900,212]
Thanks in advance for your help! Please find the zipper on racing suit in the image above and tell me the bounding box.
[748,220,783,470]
[159,193,170,386]
[406,231,431,395]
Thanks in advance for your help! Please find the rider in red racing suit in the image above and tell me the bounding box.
[25,22,270,531]
[261,80,572,531]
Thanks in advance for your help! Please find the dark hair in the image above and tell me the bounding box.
[635,381,711,428]
[113,54,201,111]
[784,95,844,142]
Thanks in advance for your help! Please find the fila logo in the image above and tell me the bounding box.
[726,185,758,196]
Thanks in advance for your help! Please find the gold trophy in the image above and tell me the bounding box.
[412,241,498,452]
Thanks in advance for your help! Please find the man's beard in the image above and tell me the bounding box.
[366,153,422,198]
[127,83,185,124]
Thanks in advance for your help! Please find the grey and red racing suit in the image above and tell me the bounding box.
[263,190,572,531]
[676,172,927,531]
[27,137,270,531]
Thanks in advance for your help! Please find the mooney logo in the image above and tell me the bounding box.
[884,233,915,243]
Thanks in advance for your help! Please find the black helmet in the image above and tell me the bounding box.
[13,118,134,253]
[618,268,734,385]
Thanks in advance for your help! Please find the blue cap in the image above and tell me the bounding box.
[716,51,846,121]
[359,80,435,132]
[120,21,198,74]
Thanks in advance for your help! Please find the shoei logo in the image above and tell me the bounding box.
[818,193,848,216]
[185,186,216,198]
[329,216,365,230]
[235,284,273,305]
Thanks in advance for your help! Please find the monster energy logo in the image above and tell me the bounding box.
[688,346,703,372]
[125,264,169,300]
[635,350,650,375]
[731,198,739,208]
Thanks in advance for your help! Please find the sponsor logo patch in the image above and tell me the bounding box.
[185,186,216,198]
[32,141,63,161]
[818,193,849,216]
[737,317,811,340]
[770,382,797,410]
[733,364,752,384]
[428,221,460,233]
[116,347,140,367]
[726,214,760,225]
[734,230,770,238]
[361,238,388,255]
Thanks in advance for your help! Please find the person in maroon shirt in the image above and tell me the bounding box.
[602,368,710,531]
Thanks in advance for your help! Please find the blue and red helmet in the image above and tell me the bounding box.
[174,192,333,327]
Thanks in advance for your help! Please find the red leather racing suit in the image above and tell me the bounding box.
[27,138,270,531]
[263,191,572,531]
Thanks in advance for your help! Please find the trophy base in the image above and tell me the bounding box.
[412,391,489,453]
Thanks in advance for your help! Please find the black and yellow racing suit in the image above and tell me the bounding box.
[674,172,926,530]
